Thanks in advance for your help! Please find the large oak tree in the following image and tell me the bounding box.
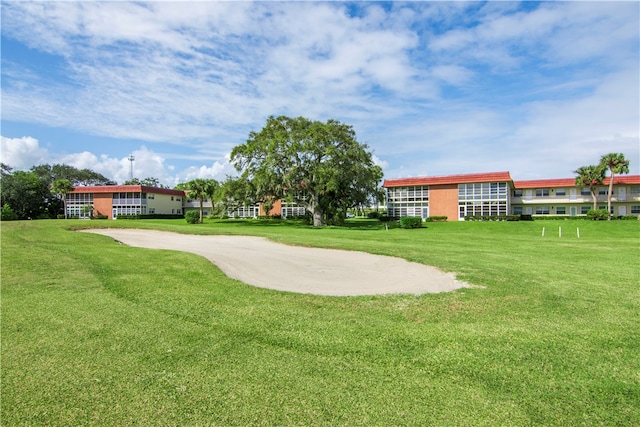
[231,116,383,226]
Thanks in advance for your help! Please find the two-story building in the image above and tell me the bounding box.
[511,177,640,217]
[383,172,640,220]
[66,185,185,219]
[67,185,305,219]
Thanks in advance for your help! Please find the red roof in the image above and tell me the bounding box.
[70,185,186,196]
[514,175,640,189]
[383,171,513,188]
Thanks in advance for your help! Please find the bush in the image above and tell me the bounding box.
[56,214,65,220]
[424,216,447,222]
[1,204,17,221]
[92,215,109,220]
[367,211,382,219]
[399,216,422,229]
[586,209,609,221]
[185,210,200,224]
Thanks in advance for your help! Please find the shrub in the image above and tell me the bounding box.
[92,215,109,220]
[424,216,447,222]
[56,214,65,220]
[185,210,200,224]
[1,204,17,221]
[586,209,609,221]
[399,216,422,229]
[464,215,521,221]
[367,211,382,219]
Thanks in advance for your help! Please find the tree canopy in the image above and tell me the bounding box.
[231,116,383,226]
[574,164,606,210]
[123,177,165,187]
[0,163,114,220]
[181,178,218,223]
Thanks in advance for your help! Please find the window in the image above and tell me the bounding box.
[513,189,522,197]
[581,188,591,196]
[535,206,550,215]
[556,189,566,196]
[535,189,550,197]
[171,196,174,201]
[513,206,523,215]
[556,206,566,215]
[581,206,590,214]
[631,206,640,214]
[630,186,640,196]
[598,187,608,195]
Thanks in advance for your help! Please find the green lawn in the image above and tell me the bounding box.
[2,218,639,425]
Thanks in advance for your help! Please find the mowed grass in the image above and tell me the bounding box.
[2,219,639,425]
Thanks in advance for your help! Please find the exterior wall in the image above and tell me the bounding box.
[386,185,429,219]
[261,199,283,216]
[94,194,113,218]
[68,185,187,219]
[183,199,214,217]
[429,184,458,220]
[511,183,640,217]
[148,193,183,215]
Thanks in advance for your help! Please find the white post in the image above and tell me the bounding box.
[542,227,545,237]
[559,227,562,238]
[577,227,580,239]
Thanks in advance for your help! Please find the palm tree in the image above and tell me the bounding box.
[50,178,74,219]
[203,179,219,217]
[186,179,207,223]
[600,153,630,219]
[574,165,606,211]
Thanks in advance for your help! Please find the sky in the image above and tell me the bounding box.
[1,1,638,187]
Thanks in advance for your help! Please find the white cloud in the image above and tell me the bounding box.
[1,2,638,181]
[0,135,238,187]
[1,136,49,169]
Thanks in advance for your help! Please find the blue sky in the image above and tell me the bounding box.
[1,1,638,187]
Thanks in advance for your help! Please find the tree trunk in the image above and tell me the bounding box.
[63,198,67,219]
[607,171,615,220]
[199,198,204,224]
[310,192,323,226]
[590,188,598,210]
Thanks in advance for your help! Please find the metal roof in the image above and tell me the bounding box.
[383,171,513,188]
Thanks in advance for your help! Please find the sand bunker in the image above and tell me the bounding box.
[81,229,470,296]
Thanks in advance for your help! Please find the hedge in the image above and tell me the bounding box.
[465,214,522,221]
[399,216,422,229]
[116,214,185,220]
[424,216,447,222]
